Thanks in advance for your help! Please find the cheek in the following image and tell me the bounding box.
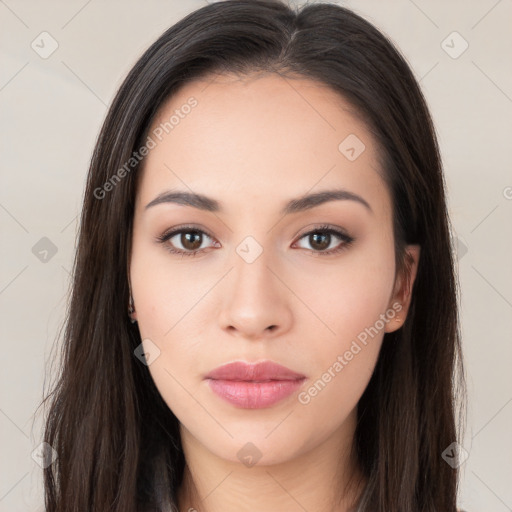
[289,234,395,405]
[291,335,380,455]
[294,235,396,346]
[129,238,213,406]
[291,262,395,436]
[129,236,208,338]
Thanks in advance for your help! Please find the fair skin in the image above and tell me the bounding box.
[129,72,420,512]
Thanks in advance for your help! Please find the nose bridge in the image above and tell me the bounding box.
[231,233,278,302]
[218,232,291,337]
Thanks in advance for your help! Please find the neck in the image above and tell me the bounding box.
[176,412,366,512]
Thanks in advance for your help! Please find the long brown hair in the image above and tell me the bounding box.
[38,1,466,510]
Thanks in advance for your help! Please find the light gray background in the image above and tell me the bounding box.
[1,1,511,510]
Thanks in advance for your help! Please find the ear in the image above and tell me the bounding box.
[127,250,137,322]
[384,244,421,333]
[129,293,137,323]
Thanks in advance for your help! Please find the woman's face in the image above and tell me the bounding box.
[129,72,419,466]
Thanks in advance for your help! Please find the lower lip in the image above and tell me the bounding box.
[206,378,305,409]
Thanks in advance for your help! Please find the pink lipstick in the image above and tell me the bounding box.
[204,360,306,409]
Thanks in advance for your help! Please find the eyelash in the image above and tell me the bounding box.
[155,224,355,258]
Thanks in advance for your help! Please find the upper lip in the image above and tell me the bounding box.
[205,361,305,381]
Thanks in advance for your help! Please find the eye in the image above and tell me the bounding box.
[156,223,355,258]
[293,224,354,256]
[155,225,218,257]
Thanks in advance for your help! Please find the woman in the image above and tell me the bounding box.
[40,1,467,510]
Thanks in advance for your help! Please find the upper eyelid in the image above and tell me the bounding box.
[160,225,215,242]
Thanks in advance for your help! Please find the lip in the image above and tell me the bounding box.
[205,360,305,381]
[204,361,306,409]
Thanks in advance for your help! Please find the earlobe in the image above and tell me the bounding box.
[385,244,421,332]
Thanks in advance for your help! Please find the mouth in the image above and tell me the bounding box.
[205,360,306,381]
[204,360,306,409]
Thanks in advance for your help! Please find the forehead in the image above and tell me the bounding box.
[136,72,390,219]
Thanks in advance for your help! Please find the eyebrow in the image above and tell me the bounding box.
[145,188,373,215]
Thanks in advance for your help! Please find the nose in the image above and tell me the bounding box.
[217,244,293,341]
